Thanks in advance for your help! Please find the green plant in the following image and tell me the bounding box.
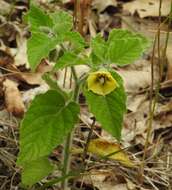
[17,3,149,189]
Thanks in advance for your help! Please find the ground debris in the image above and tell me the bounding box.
[3,78,25,117]
[0,0,172,189]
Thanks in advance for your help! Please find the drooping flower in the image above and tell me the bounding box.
[87,70,119,95]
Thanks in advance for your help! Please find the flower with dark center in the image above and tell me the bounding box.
[87,71,119,95]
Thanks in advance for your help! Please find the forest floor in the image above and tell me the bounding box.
[0,0,172,189]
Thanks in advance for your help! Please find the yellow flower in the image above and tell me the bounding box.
[87,71,119,95]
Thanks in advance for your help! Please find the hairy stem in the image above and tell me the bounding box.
[61,67,80,190]
[61,0,88,188]
[61,133,73,189]
[39,171,80,190]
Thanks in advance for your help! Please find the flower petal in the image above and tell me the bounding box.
[87,71,118,96]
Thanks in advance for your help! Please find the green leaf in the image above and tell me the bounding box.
[89,52,102,66]
[91,34,107,64]
[54,51,88,70]
[63,31,86,52]
[26,5,86,70]
[50,12,85,52]
[107,29,149,65]
[22,157,53,186]
[50,11,73,34]
[27,32,60,70]
[107,38,144,66]
[134,33,150,50]
[108,29,135,42]
[26,4,53,32]
[108,29,149,48]
[42,73,69,100]
[17,90,80,165]
[84,71,126,140]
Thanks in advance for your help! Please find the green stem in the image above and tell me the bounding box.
[61,67,80,190]
[39,171,80,190]
[79,118,95,189]
[71,66,78,82]
[61,133,74,189]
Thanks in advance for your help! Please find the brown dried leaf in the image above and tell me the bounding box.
[118,69,151,92]
[0,0,11,16]
[3,79,25,117]
[0,77,4,97]
[0,49,14,66]
[92,0,117,13]
[19,60,52,85]
[88,138,134,167]
[14,37,29,68]
[17,73,43,85]
[123,0,171,18]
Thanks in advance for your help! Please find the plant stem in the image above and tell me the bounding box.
[79,118,95,189]
[162,1,172,59]
[82,118,95,162]
[139,13,158,187]
[39,171,79,190]
[157,0,162,80]
[139,0,172,184]
[61,0,89,187]
[61,67,80,190]
[61,132,73,190]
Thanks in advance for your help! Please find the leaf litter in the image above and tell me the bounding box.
[0,0,172,189]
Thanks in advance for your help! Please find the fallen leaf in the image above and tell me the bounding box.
[88,12,97,37]
[0,77,4,97]
[123,0,171,18]
[0,0,11,16]
[153,101,172,132]
[88,138,134,167]
[126,179,137,190]
[0,22,18,47]
[16,73,43,85]
[78,169,128,190]
[92,0,117,13]
[14,37,29,68]
[118,69,151,92]
[15,60,52,85]
[3,79,25,117]
[0,49,14,66]
[127,94,146,112]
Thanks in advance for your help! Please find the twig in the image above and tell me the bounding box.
[157,0,163,80]
[140,0,172,184]
[82,118,96,161]
[80,117,96,189]
[139,34,157,183]
[63,67,68,88]
[162,1,172,59]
